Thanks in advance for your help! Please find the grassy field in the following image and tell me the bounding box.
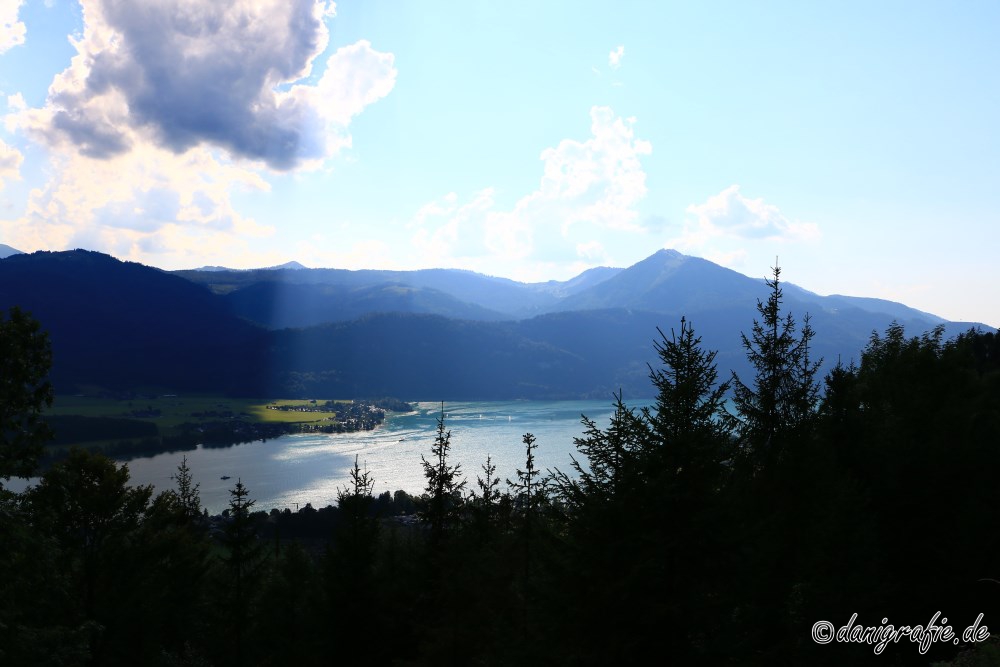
[40,395,390,458]
[47,394,352,428]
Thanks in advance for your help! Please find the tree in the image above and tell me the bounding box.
[420,403,466,543]
[546,394,662,665]
[140,486,214,664]
[645,317,732,484]
[640,317,735,658]
[474,454,502,513]
[721,267,829,659]
[469,454,504,541]
[170,454,202,521]
[220,478,264,666]
[1,476,90,666]
[0,307,54,482]
[554,391,647,509]
[324,456,381,661]
[508,433,544,582]
[727,264,820,474]
[332,454,379,577]
[27,449,155,663]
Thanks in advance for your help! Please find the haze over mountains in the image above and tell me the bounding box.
[0,243,23,259]
[0,248,990,399]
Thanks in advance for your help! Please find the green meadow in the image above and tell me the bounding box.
[42,394,354,450]
[49,394,349,424]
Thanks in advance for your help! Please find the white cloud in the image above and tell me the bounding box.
[4,92,25,133]
[283,39,397,160]
[405,106,653,277]
[0,141,272,266]
[667,185,820,269]
[410,188,498,264]
[1,0,396,266]
[681,185,820,245]
[608,45,624,70]
[533,106,652,233]
[576,240,605,261]
[703,248,748,268]
[17,0,395,171]
[0,0,26,54]
[0,138,22,188]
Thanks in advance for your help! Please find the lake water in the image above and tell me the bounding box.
[46,399,647,514]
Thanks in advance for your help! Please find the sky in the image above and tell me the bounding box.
[0,0,998,327]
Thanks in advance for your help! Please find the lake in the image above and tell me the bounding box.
[84,399,648,514]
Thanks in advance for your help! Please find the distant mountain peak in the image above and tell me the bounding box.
[0,243,24,259]
[266,260,308,270]
[191,265,233,272]
[189,260,308,272]
[653,248,685,259]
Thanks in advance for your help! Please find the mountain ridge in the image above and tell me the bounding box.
[173,248,971,332]
[0,243,23,259]
[1,248,992,399]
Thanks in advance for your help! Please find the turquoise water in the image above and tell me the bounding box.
[99,399,647,514]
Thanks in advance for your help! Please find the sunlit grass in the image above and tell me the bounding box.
[48,394,355,428]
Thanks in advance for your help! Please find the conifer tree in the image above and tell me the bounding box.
[470,454,503,540]
[326,456,379,662]
[554,391,646,509]
[220,479,263,666]
[170,455,202,522]
[333,455,378,572]
[639,317,736,657]
[509,433,544,577]
[420,403,466,543]
[645,317,732,491]
[728,264,821,474]
[475,454,502,513]
[26,450,157,663]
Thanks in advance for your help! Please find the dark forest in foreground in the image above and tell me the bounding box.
[2,267,1000,666]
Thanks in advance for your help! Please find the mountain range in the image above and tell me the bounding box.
[0,248,991,399]
[0,243,23,259]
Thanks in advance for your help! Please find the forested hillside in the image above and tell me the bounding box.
[0,249,990,399]
[0,251,270,394]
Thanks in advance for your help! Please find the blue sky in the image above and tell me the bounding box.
[1,0,998,326]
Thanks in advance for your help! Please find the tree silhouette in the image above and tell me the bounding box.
[508,432,543,581]
[331,454,379,584]
[170,454,202,522]
[645,317,732,493]
[420,403,466,544]
[554,391,646,511]
[27,449,154,662]
[469,453,504,541]
[728,264,820,475]
[220,478,263,666]
[0,307,53,482]
[325,455,380,663]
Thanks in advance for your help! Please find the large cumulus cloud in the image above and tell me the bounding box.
[402,106,654,280]
[668,185,820,269]
[684,185,820,243]
[21,0,395,170]
[0,139,274,265]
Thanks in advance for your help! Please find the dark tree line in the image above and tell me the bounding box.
[2,267,1000,665]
